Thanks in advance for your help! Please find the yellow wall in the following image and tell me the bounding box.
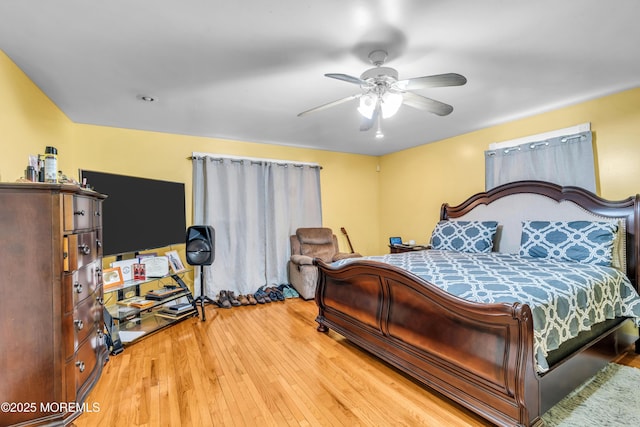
[379,87,640,251]
[69,125,380,255]
[0,50,73,181]
[0,50,380,256]
[3,49,639,256]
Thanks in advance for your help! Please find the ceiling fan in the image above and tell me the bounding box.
[298,50,467,138]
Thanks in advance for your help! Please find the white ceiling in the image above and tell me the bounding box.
[1,1,639,156]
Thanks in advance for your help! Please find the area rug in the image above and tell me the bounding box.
[542,363,640,426]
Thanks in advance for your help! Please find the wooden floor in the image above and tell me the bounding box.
[74,299,640,427]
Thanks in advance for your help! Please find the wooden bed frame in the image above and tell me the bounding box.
[314,181,640,427]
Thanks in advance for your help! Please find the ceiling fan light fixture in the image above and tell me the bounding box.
[381,91,403,118]
[298,49,466,130]
[357,93,377,119]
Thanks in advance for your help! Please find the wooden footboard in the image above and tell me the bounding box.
[315,259,543,427]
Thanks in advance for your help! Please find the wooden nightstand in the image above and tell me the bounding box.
[389,244,430,254]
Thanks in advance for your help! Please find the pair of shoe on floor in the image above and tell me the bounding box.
[253,286,283,303]
[216,290,258,308]
[277,284,299,299]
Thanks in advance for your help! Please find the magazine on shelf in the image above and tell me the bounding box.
[164,302,194,314]
[115,305,139,320]
[116,296,155,309]
[145,287,184,300]
[155,308,196,320]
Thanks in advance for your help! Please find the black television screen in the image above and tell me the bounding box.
[80,170,187,256]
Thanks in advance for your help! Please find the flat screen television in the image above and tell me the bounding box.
[80,170,187,257]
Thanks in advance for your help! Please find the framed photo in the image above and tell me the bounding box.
[103,267,124,289]
[142,256,169,277]
[133,263,146,281]
[165,250,186,273]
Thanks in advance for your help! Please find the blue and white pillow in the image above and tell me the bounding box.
[519,221,618,266]
[430,221,498,253]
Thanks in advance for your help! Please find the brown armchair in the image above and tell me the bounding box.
[288,227,362,299]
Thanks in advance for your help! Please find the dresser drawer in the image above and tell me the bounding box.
[64,194,102,232]
[64,296,98,359]
[65,331,100,402]
[74,294,102,350]
[75,332,99,391]
[64,260,101,312]
[64,231,99,271]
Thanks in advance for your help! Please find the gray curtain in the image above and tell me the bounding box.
[192,156,322,297]
[485,131,595,192]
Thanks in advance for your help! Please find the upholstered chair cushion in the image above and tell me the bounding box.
[290,254,314,265]
[296,227,334,245]
[297,228,335,262]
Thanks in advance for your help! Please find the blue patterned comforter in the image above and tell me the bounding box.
[332,250,640,372]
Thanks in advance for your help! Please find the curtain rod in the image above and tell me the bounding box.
[486,132,588,156]
[187,152,321,168]
[489,122,591,150]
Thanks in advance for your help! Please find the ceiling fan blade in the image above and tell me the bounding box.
[360,102,380,131]
[325,73,369,86]
[297,93,362,117]
[395,73,467,90]
[402,91,454,116]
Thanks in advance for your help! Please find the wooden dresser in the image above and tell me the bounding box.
[0,183,108,426]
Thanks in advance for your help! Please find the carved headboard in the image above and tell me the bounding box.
[440,181,640,290]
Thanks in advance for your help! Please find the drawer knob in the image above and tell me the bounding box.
[79,244,91,255]
[95,211,101,217]
[74,282,83,294]
[76,360,85,373]
[97,297,104,305]
[74,209,86,216]
[75,320,84,331]
[96,239,102,248]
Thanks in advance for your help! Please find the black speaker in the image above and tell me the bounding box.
[186,225,215,266]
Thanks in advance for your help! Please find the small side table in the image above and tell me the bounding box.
[389,244,430,254]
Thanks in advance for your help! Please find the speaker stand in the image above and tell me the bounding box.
[193,265,215,321]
